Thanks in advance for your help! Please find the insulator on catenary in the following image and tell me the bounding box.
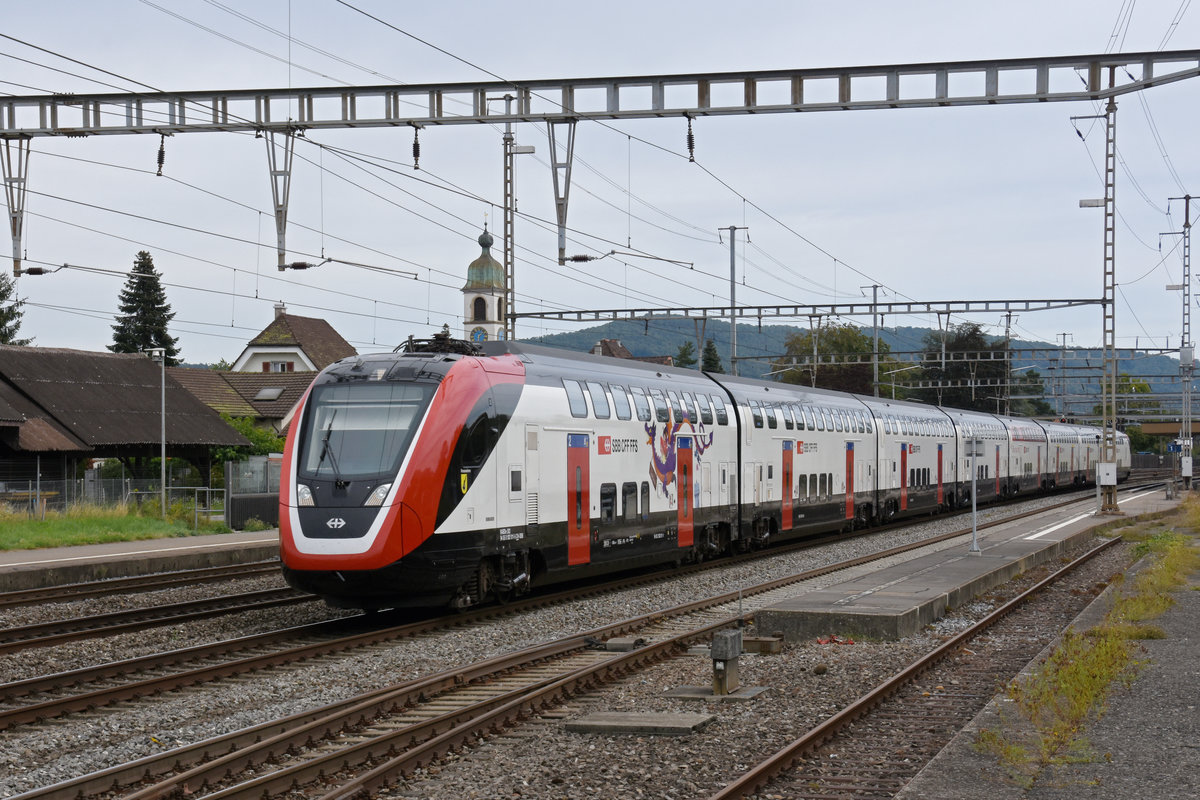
[412,128,421,170]
[156,134,165,176]
[686,118,695,162]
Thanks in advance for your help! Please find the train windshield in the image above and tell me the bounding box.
[298,382,435,481]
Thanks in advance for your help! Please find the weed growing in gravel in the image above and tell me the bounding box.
[974,513,1198,787]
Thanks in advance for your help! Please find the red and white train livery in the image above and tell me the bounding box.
[279,339,1130,609]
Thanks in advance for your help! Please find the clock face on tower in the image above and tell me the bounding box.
[470,326,488,343]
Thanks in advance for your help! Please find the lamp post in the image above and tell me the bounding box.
[146,347,166,518]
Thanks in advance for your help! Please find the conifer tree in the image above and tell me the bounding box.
[674,340,698,369]
[109,250,181,365]
[0,271,31,346]
[701,338,724,373]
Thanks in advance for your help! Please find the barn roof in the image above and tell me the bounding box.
[0,345,249,452]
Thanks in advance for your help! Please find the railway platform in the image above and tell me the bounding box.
[756,486,1177,642]
[0,529,280,591]
[897,496,1199,799]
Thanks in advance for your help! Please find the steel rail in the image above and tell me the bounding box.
[0,485,1138,733]
[0,587,311,655]
[7,489,1141,799]
[706,535,1122,799]
[0,561,280,609]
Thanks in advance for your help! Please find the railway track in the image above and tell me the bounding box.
[0,489,1106,734]
[5,489,1143,800]
[709,536,1122,799]
[0,586,313,656]
[0,560,281,609]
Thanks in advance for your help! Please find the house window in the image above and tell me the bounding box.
[473,297,487,322]
[263,361,294,372]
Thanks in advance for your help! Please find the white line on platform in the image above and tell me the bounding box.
[0,537,278,568]
[1119,490,1158,505]
[1024,513,1092,541]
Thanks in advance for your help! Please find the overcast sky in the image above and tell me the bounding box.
[2,0,1197,365]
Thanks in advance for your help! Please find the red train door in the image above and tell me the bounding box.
[567,433,590,565]
[900,443,908,511]
[782,441,793,531]
[937,444,944,505]
[677,435,694,547]
[844,441,855,520]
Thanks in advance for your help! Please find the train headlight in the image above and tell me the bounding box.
[296,484,314,507]
[365,483,392,507]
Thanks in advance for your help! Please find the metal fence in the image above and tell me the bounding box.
[225,456,282,530]
[1,473,226,525]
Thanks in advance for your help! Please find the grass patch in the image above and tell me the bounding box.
[0,501,231,550]
[974,508,1199,786]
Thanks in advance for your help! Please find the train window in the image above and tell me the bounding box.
[832,410,844,432]
[910,468,915,488]
[666,390,684,423]
[808,474,817,500]
[600,483,616,524]
[818,472,827,499]
[630,387,652,422]
[641,482,650,521]
[864,412,874,434]
[747,399,763,428]
[781,404,794,430]
[461,413,492,468]
[794,405,805,429]
[587,381,611,419]
[766,405,778,429]
[924,468,930,486]
[768,464,774,479]
[682,392,700,424]
[803,406,816,430]
[681,464,690,516]
[610,384,632,420]
[649,389,670,423]
[510,469,522,493]
[563,379,588,418]
[575,467,583,528]
[622,482,638,522]
[854,411,864,434]
[713,395,729,425]
[814,407,826,431]
[697,394,714,425]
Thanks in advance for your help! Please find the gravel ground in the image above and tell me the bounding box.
[380,543,1133,800]
[0,492,1115,797]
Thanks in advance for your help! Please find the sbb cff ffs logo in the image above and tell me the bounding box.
[598,436,638,455]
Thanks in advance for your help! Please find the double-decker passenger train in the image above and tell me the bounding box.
[279,336,1130,610]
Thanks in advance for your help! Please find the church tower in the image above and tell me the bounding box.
[462,226,506,343]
